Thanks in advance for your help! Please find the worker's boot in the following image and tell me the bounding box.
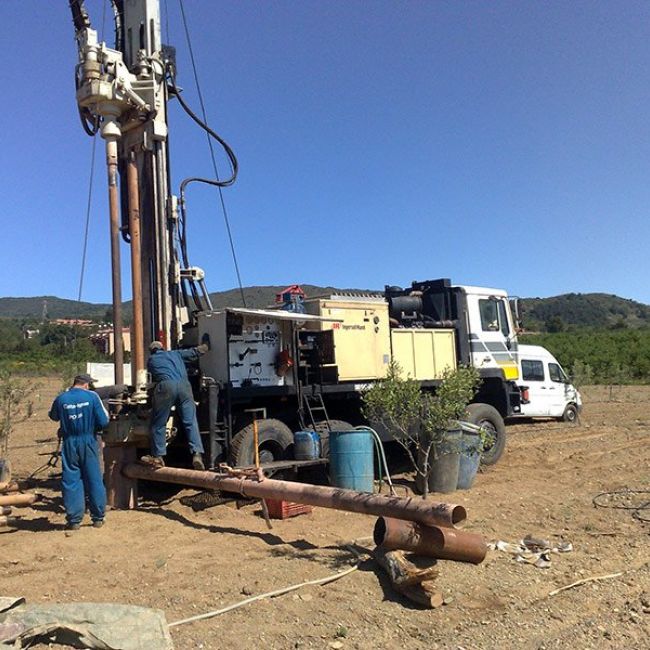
[192,453,206,471]
[65,523,80,537]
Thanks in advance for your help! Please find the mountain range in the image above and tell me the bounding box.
[1,287,649,331]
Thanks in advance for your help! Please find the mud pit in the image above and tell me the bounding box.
[1,381,648,649]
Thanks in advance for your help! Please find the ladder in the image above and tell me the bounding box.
[298,383,331,432]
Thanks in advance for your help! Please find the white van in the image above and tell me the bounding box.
[514,345,582,421]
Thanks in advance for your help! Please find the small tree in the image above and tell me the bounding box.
[0,370,35,482]
[363,362,480,498]
[570,359,593,389]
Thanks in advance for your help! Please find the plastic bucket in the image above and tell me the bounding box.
[329,429,374,493]
[416,429,461,494]
[457,431,481,490]
[293,430,321,461]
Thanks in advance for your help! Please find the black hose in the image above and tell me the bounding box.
[167,68,238,187]
[68,0,91,33]
[110,0,124,53]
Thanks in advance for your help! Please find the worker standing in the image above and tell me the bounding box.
[48,374,109,532]
[143,341,209,470]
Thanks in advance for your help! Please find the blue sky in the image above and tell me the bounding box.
[1,1,649,304]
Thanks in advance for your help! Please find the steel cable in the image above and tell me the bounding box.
[176,0,247,307]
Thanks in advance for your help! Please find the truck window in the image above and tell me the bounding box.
[548,363,566,383]
[479,299,499,332]
[497,300,510,337]
[521,359,544,382]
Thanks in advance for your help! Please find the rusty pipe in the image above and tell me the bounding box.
[0,493,38,508]
[374,516,487,564]
[126,151,146,390]
[102,120,124,386]
[123,464,467,528]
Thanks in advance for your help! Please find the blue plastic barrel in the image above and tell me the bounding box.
[329,429,374,493]
[293,430,321,460]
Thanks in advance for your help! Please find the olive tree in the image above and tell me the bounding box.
[362,362,480,498]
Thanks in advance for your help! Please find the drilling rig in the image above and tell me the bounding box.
[68,1,521,507]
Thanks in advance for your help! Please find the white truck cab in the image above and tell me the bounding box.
[515,344,582,421]
[462,286,519,381]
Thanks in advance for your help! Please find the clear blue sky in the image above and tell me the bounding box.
[1,1,649,304]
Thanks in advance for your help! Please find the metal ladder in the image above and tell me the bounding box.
[299,383,331,432]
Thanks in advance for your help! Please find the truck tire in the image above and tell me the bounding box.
[562,404,578,423]
[312,420,354,459]
[465,403,506,466]
[231,418,294,468]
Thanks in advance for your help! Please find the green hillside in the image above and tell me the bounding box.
[520,293,650,331]
[0,296,110,321]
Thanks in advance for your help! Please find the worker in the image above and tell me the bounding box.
[48,373,109,532]
[142,340,209,470]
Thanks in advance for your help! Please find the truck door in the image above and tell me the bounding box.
[468,295,519,380]
[520,357,551,416]
[547,361,570,417]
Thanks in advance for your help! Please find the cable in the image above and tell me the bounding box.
[176,0,247,307]
[354,426,396,496]
[593,489,650,524]
[73,0,106,345]
[76,135,98,308]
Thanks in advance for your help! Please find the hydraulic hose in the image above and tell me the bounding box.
[168,69,238,188]
[354,426,396,496]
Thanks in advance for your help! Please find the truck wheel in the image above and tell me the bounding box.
[465,403,506,466]
[312,420,354,459]
[562,404,578,423]
[231,419,294,468]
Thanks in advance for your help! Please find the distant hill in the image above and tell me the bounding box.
[0,296,110,321]
[520,293,650,330]
[207,285,375,310]
[2,288,649,331]
[0,286,372,321]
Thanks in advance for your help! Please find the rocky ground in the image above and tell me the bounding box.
[1,381,648,649]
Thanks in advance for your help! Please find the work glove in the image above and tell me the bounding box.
[197,342,209,355]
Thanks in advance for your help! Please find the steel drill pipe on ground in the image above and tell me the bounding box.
[373,516,487,564]
[123,464,467,528]
[0,493,38,508]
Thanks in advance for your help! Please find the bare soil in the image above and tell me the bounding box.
[1,381,648,649]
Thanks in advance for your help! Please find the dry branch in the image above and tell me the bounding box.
[548,571,624,597]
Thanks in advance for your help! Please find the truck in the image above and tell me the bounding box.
[68,1,523,492]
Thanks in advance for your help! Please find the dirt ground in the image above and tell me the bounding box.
[1,380,648,649]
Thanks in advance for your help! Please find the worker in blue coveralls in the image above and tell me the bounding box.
[141,340,209,470]
[48,373,109,532]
